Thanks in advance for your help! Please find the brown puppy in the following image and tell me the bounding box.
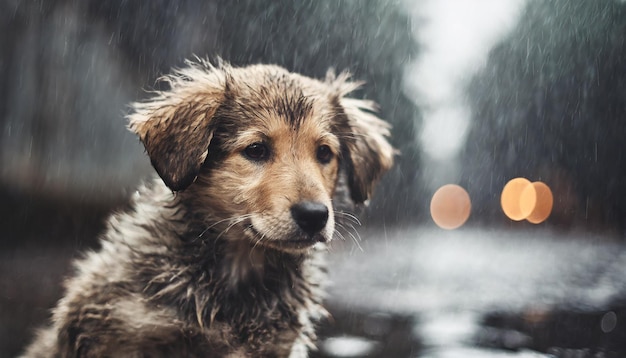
[22,60,394,358]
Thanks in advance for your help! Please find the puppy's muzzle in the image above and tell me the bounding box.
[291,201,329,239]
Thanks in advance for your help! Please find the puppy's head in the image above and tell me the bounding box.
[128,60,394,252]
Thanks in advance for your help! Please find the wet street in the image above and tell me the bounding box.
[316,227,626,357]
[3,222,626,357]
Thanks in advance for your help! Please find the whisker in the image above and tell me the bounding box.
[335,222,363,252]
[345,223,362,242]
[333,227,347,242]
[335,211,362,226]
[251,230,266,251]
[248,223,269,252]
[214,214,254,240]
[198,214,250,239]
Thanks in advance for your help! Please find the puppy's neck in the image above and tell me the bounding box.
[222,239,270,287]
[220,236,310,285]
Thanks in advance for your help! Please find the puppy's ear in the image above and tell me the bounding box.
[328,72,395,204]
[128,61,226,191]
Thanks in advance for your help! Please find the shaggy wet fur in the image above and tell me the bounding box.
[21,60,394,358]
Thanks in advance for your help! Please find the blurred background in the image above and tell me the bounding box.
[2,0,626,357]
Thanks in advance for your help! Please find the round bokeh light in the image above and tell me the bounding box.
[430,184,471,230]
[524,181,553,224]
[501,178,553,223]
[501,177,534,221]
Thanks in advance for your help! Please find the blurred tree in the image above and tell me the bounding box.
[462,0,626,230]
[0,0,151,203]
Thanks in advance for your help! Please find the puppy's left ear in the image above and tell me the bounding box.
[128,61,226,191]
[329,73,396,204]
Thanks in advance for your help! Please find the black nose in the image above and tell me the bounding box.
[291,201,329,236]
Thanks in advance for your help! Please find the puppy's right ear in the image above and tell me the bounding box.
[128,61,226,191]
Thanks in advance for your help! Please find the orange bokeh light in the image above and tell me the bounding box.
[524,181,553,224]
[501,177,534,221]
[430,184,471,230]
[501,178,553,223]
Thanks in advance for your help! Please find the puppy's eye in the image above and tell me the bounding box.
[243,143,270,161]
[316,145,333,164]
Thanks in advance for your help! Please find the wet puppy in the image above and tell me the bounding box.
[22,60,393,358]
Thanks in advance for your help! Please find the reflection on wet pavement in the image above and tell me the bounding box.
[318,227,626,357]
[4,224,626,357]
